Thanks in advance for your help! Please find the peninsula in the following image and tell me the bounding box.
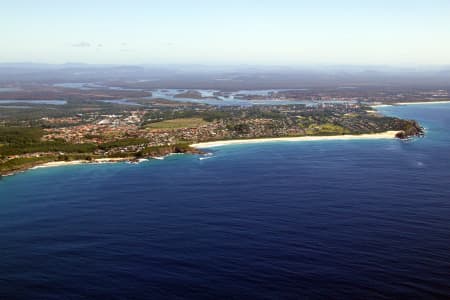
[0,100,423,176]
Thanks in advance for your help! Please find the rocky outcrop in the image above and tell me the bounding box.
[141,144,204,157]
[395,120,424,139]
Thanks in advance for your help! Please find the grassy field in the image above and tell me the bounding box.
[305,123,350,135]
[146,118,209,129]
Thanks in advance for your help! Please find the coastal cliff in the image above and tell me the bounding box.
[136,144,203,158]
[395,120,424,139]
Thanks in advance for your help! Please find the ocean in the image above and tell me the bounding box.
[1,103,449,299]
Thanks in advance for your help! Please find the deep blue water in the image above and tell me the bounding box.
[1,104,450,299]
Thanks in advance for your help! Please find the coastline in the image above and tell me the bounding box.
[395,100,450,105]
[1,144,202,177]
[1,131,400,177]
[190,131,400,148]
[1,157,133,177]
[372,100,450,108]
[30,157,132,170]
[3,100,440,177]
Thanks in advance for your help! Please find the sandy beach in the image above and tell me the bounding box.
[31,157,131,170]
[371,104,393,108]
[395,101,450,105]
[191,131,400,148]
[372,100,450,108]
[5,130,405,175]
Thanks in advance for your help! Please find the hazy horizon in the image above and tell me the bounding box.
[2,0,450,65]
[1,62,450,73]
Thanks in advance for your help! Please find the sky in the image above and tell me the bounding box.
[2,0,450,65]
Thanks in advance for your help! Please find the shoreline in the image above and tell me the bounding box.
[2,131,400,177]
[395,100,450,105]
[190,131,400,148]
[372,100,450,107]
[1,145,202,177]
[1,157,134,177]
[30,157,132,170]
[2,100,441,178]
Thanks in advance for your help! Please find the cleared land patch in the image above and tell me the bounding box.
[146,118,209,130]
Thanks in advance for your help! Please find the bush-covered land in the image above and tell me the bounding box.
[0,127,44,145]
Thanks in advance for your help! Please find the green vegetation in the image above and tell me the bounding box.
[0,140,96,156]
[0,128,200,175]
[0,127,96,157]
[146,118,209,129]
[0,127,44,145]
[305,123,349,135]
[0,156,55,174]
[140,143,195,157]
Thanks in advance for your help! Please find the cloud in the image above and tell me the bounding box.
[72,41,91,48]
